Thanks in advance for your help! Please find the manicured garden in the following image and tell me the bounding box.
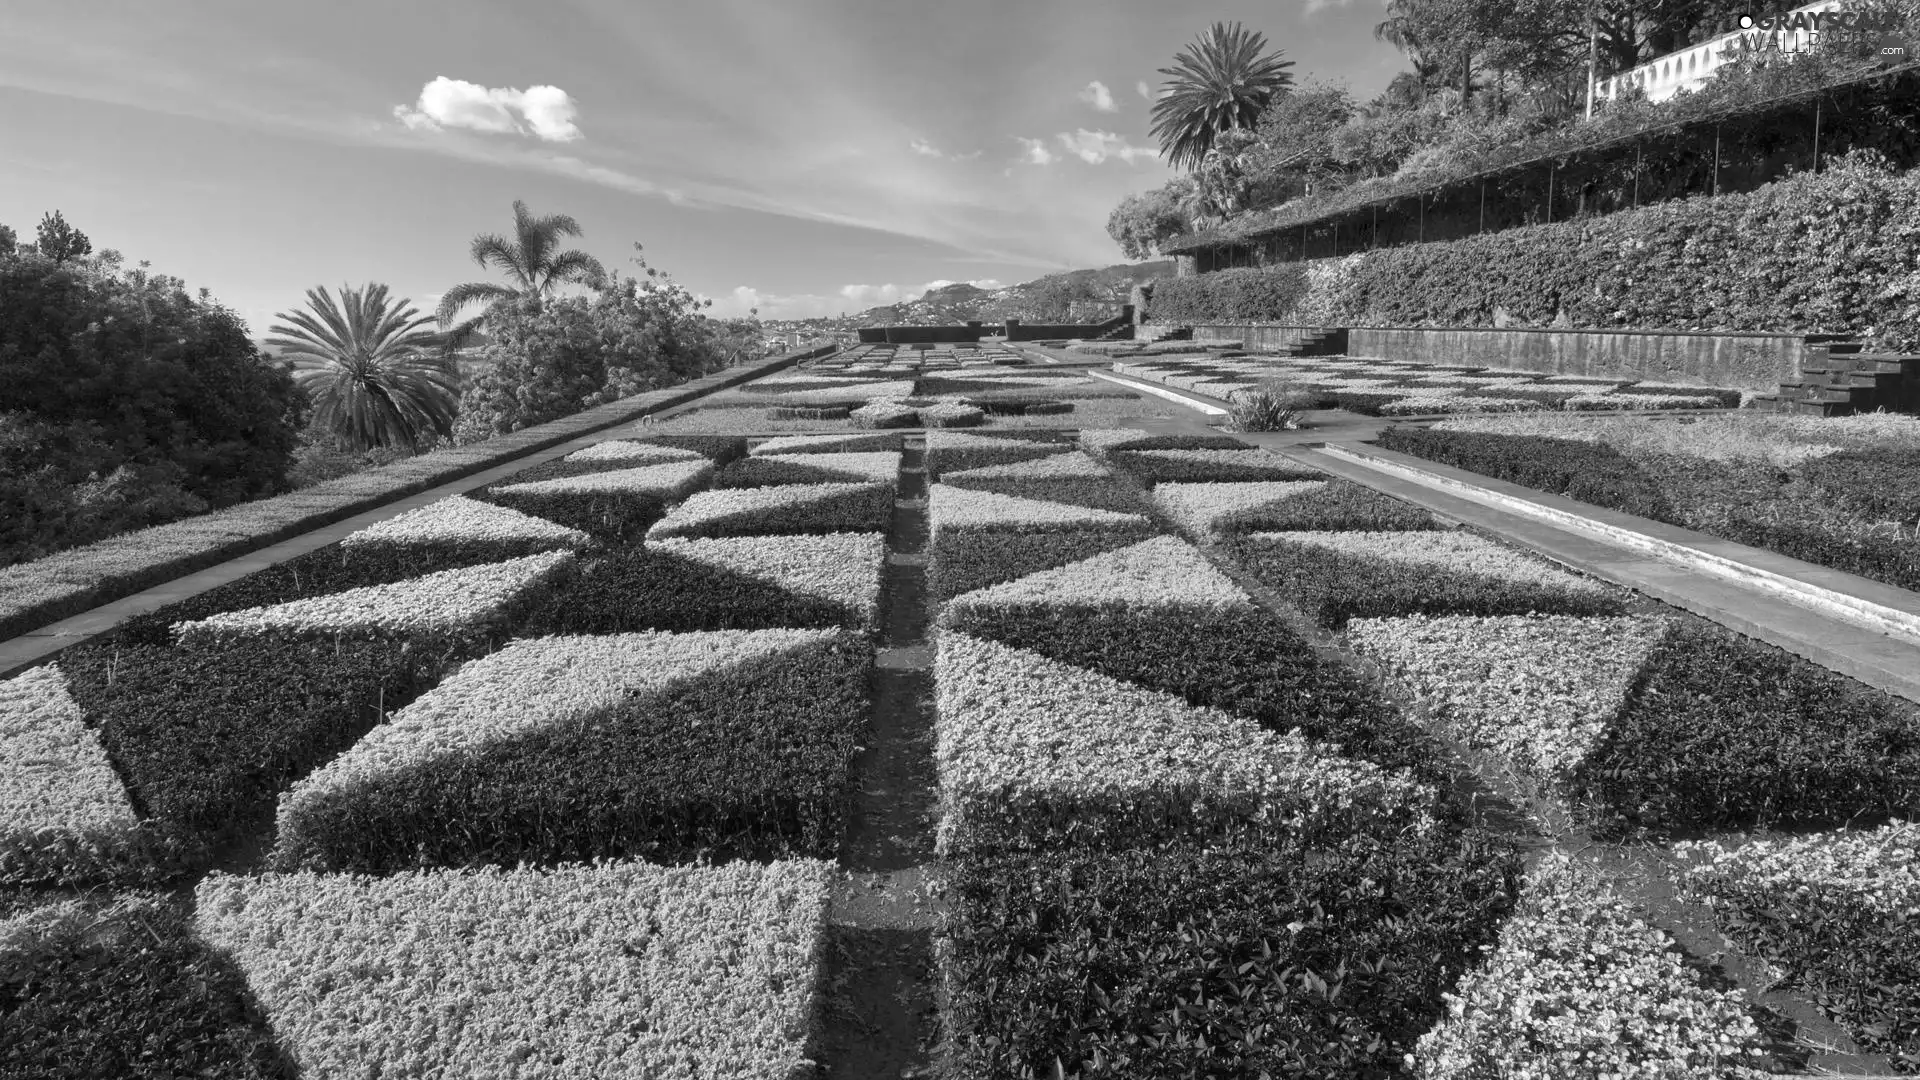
[1377,410,1920,593]
[6,350,1920,1076]
[1114,352,1746,416]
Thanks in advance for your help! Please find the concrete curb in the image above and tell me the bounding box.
[1319,441,1920,648]
[1086,369,1230,416]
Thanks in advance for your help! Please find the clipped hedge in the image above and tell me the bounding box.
[941,829,1522,1079]
[1213,478,1441,533]
[1571,615,1920,836]
[1378,427,1679,520]
[270,632,869,873]
[0,896,296,1078]
[927,529,1153,602]
[1150,152,1920,353]
[515,544,876,634]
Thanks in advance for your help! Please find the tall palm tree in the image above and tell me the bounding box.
[433,199,609,353]
[1375,0,1447,86]
[1150,22,1297,173]
[268,283,461,452]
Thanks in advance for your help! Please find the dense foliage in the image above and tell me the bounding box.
[0,242,305,567]
[1147,149,1920,349]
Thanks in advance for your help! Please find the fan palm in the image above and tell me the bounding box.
[268,283,461,452]
[434,199,609,353]
[1150,22,1296,173]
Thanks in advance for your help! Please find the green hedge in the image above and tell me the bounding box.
[1150,152,1920,352]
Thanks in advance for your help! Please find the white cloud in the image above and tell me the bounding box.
[910,138,943,157]
[1055,129,1159,165]
[391,76,583,141]
[1078,81,1117,112]
[1303,0,1355,12]
[1014,136,1057,165]
[1136,80,1152,100]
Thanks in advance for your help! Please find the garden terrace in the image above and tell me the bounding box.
[4,345,1919,1075]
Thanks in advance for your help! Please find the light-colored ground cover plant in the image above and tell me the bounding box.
[1380,395,1549,415]
[940,452,1110,481]
[723,451,902,484]
[647,482,888,539]
[1565,392,1727,411]
[196,858,834,1080]
[1408,850,1773,1079]
[920,402,986,428]
[750,433,902,455]
[648,533,885,623]
[849,400,921,428]
[934,631,1435,856]
[561,439,706,465]
[488,458,713,500]
[1153,480,1329,535]
[338,493,589,550]
[942,534,1250,615]
[171,549,574,642]
[1346,613,1672,787]
[1257,530,1617,598]
[928,484,1149,537]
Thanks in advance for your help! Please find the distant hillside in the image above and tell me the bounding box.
[765,260,1176,333]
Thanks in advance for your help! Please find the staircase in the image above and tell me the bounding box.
[1089,320,1135,342]
[1758,338,1920,416]
[1280,328,1349,357]
[1135,325,1192,345]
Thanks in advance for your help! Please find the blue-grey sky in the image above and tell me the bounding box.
[0,0,1410,327]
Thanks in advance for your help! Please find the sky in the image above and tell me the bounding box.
[0,0,1414,328]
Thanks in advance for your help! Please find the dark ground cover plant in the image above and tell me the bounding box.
[926,529,1154,601]
[945,603,1456,790]
[0,896,298,1079]
[934,474,1151,514]
[1094,433,1249,453]
[638,434,748,464]
[654,483,894,539]
[769,402,860,420]
[272,633,869,874]
[1213,478,1440,533]
[1571,616,1920,837]
[515,543,875,634]
[753,432,904,454]
[57,635,445,838]
[1108,448,1322,485]
[968,397,1074,417]
[1611,385,1745,408]
[962,385,1137,402]
[939,827,1523,1080]
[1380,427,1920,591]
[923,432,1071,477]
[1225,533,1629,627]
[472,488,667,544]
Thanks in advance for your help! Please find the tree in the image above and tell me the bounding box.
[35,211,91,264]
[434,200,609,354]
[267,283,461,452]
[1108,181,1197,260]
[0,224,15,257]
[1250,80,1362,199]
[1150,22,1297,172]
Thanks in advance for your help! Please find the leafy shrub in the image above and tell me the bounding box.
[473,488,667,544]
[270,634,868,873]
[1213,478,1439,532]
[1147,265,1312,322]
[1570,616,1920,836]
[941,828,1522,1079]
[1108,449,1322,485]
[57,635,443,836]
[944,603,1454,787]
[0,896,296,1079]
[1225,379,1314,431]
[1226,533,1628,627]
[515,544,873,633]
[927,529,1152,601]
[1799,448,1920,525]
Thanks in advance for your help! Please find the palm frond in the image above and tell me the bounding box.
[1150,21,1296,172]
[435,281,516,328]
[538,250,609,294]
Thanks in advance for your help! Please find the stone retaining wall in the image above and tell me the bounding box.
[1347,327,1803,390]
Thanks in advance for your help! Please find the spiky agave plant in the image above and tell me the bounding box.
[268,283,461,452]
[1150,21,1297,173]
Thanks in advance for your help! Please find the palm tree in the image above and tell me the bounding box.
[434,200,608,353]
[268,283,461,452]
[1150,22,1297,173]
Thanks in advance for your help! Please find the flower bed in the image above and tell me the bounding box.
[934,631,1436,856]
[1408,851,1773,1079]
[271,629,868,872]
[170,550,575,644]
[196,858,833,1079]
[1108,448,1324,485]
[941,830,1522,1078]
[647,482,894,539]
[1226,529,1628,627]
[1676,819,1920,1065]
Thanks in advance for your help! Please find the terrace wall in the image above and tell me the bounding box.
[1348,326,1804,389]
[1188,325,1329,352]
[857,326,986,344]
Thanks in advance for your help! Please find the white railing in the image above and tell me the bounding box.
[1592,0,1860,105]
